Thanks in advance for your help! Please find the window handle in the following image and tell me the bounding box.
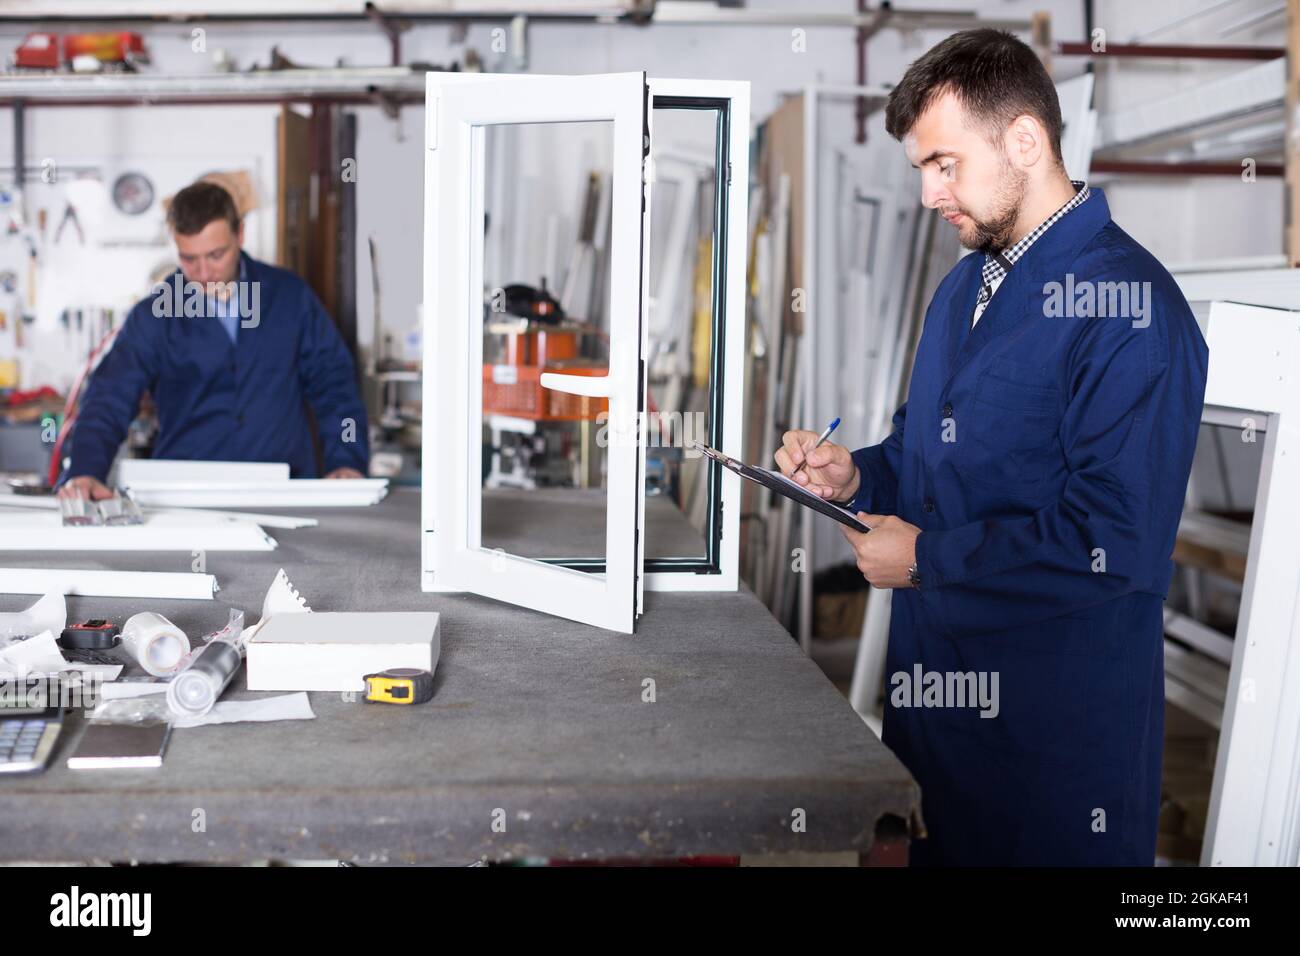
[539,372,612,399]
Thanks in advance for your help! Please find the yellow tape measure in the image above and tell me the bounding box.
[363,668,435,705]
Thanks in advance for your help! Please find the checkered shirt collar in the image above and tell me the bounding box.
[981,180,1090,288]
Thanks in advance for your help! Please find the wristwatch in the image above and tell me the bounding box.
[907,562,921,589]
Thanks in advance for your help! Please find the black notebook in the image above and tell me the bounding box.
[693,442,871,534]
[66,721,171,770]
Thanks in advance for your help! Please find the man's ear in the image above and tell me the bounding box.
[1005,114,1046,169]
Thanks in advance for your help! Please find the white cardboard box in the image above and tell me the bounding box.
[245,612,440,692]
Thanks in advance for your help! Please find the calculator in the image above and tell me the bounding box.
[0,702,65,774]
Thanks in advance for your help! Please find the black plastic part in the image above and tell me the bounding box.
[58,621,121,650]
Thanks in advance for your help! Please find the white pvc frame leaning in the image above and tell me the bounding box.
[1198,300,1300,866]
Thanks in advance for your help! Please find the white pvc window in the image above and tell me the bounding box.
[421,72,749,632]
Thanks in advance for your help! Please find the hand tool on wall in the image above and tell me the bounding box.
[54,202,84,245]
[24,236,37,310]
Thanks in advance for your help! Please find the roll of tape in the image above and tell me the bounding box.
[121,611,191,676]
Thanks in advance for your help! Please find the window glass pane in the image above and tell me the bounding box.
[478,120,613,564]
[644,101,726,566]
[473,102,732,574]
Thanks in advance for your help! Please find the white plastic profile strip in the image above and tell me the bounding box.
[150,508,318,529]
[1174,268,1300,311]
[0,495,318,529]
[0,515,277,552]
[0,568,218,600]
[1095,57,1284,150]
[124,479,389,509]
[117,459,291,483]
[129,491,386,508]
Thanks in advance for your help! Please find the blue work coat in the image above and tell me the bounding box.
[65,252,369,481]
[848,189,1208,865]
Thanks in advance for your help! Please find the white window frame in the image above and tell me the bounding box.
[643,78,749,593]
[421,72,749,631]
[421,71,648,633]
[1195,301,1300,866]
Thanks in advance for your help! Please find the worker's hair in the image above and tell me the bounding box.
[884,29,1064,166]
[167,180,240,236]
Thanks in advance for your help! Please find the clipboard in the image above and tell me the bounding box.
[693,441,870,534]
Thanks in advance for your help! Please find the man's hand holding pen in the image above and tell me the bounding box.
[774,429,859,502]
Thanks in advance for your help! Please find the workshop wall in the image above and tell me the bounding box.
[0,0,1086,394]
[0,0,1279,393]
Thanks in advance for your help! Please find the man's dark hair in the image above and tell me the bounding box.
[884,29,1063,165]
[167,180,240,236]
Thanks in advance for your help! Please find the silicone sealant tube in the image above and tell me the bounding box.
[120,612,191,677]
[166,608,245,719]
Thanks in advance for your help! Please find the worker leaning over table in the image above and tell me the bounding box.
[776,30,1208,865]
[57,181,369,499]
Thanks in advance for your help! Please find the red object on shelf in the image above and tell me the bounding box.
[3,385,60,407]
[482,364,608,422]
[12,33,60,70]
[63,31,147,65]
[12,31,147,71]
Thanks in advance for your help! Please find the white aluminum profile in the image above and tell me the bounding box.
[0,568,218,600]
[151,508,318,530]
[1175,268,1300,311]
[643,77,750,593]
[0,513,276,551]
[0,495,317,530]
[422,71,649,633]
[0,67,425,101]
[117,459,290,483]
[1055,73,1096,184]
[0,1,639,17]
[1095,57,1284,151]
[1198,301,1300,867]
[123,479,389,509]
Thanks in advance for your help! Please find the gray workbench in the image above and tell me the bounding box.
[0,488,917,864]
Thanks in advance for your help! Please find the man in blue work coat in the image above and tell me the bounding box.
[58,181,368,498]
[777,30,1208,865]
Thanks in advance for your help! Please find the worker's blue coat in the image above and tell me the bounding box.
[847,189,1208,865]
[65,252,369,481]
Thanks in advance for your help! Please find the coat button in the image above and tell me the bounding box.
[923,499,935,513]
[942,402,953,417]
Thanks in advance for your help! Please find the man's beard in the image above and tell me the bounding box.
[950,155,1028,252]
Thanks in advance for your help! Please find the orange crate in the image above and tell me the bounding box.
[483,364,608,421]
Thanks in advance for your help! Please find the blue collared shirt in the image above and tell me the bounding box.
[206,258,247,344]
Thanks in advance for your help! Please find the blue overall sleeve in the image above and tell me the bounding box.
[62,306,161,484]
[295,287,370,475]
[847,402,907,514]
